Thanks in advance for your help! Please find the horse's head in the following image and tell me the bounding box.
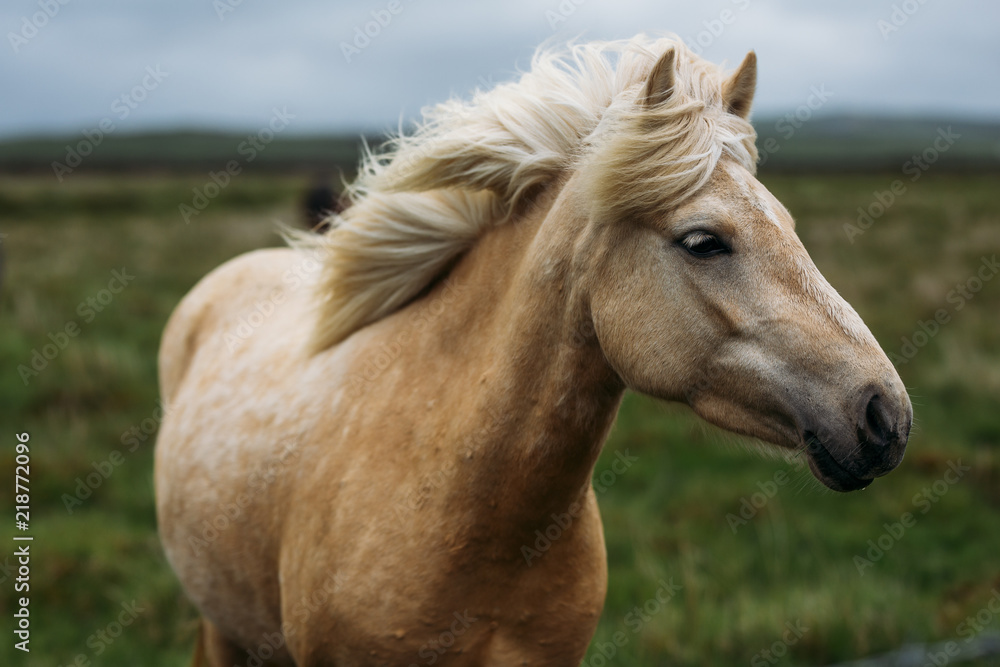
[578,46,910,491]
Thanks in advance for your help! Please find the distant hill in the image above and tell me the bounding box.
[0,116,997,176]
[0,131,364,178]
[751,115,1000,172]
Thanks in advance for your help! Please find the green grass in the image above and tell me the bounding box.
[1,171,998,666]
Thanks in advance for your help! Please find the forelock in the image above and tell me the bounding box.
[581,39,758,223]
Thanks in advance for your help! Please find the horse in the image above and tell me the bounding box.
[302,175,349,233]
[154,35,912,666]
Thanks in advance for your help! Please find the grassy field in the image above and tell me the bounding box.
[1,169,998,666]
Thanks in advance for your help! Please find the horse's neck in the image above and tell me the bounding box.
[439,180,624,527]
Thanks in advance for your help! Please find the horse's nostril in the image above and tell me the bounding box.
[864,394,892,445]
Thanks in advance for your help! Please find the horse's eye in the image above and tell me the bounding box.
[680,231,729,258]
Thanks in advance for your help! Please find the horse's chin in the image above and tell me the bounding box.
[804,433,872,492]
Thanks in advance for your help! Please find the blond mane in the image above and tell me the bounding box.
[298,34,758,350]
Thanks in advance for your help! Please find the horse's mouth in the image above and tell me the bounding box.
[803,431,871,493]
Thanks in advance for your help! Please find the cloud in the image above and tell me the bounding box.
[1,0,997,138]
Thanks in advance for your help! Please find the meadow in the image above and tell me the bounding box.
[1,168,998,666]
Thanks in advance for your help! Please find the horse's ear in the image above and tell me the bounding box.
[721,51,757,119]
[642,47,676,108]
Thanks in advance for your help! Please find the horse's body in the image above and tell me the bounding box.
[156,36,911,666]
[157,187,615,665]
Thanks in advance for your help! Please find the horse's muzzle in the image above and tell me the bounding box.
[804,386,912,492]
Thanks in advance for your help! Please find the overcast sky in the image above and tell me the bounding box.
[2,0,998,139]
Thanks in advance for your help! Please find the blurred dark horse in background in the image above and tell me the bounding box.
[302,175,347,233]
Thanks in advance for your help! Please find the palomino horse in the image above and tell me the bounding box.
[155,35,911,666]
